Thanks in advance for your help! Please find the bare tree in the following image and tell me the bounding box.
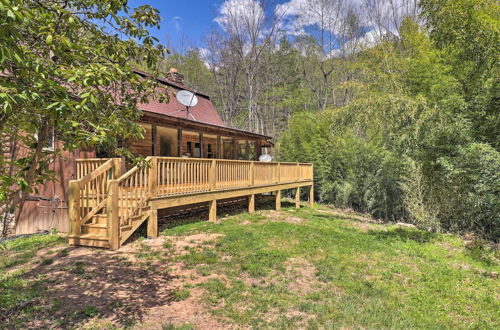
[289,0,353,110]
[211,0,285,133]
[362,0,421,40]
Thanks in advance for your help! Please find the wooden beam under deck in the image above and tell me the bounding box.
[151,180,313,210]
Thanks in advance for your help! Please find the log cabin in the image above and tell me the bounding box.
[9,68,313,249]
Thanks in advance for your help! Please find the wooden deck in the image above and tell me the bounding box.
[68,157,313,249]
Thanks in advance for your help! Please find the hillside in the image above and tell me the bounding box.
[1,203,498,329]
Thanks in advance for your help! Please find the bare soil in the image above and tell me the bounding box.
[3,233,229,329]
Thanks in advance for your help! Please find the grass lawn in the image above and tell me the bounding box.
[0,202,498,329]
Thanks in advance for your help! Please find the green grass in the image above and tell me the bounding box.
[0,233,65,270]
[1,207,498,329]
[0,233,66,326]
[162,206,500,329]
[173,288,191,301]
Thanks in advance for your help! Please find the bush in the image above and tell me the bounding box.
[436,143,500,240]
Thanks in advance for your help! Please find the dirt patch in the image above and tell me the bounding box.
[137,287,225,330]
[316,207,386,232]
[1,232,230,329]
[167,233,224,255]
[239,257,325,296]
[2,247,176,328]
[317,207,380,223]
[261,210,304,223]
[284,257,322,294]
[268,237,300,249]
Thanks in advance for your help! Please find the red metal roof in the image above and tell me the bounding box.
[134,70,225,127]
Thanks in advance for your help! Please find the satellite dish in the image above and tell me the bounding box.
[176,90,198,107]
[259,154,272,162]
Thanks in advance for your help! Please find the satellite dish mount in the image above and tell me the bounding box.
[176,90,199,120]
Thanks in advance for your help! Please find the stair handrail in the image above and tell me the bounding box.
[108,156,153,249]
[68,158,122,237]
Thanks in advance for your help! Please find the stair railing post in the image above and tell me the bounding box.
[276,163,281,184]
[113,158,122,179]
[107,180,120,250]
[68,180,80,237]
[296,163,300,182]
[209,159,216,191]
[149,157,158,198]
[249,161,254,187]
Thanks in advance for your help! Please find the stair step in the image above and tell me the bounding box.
[130,214,145,221]
[82,223,107,235]
[93,214,108,225]
[68,234,109,249]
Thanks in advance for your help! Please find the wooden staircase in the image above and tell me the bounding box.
[68,204,152,249]
[68,158,156,250]
[68,157,314,250]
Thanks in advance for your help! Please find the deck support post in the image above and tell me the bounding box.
[276,190,281,211]
[295,187,300,209]
[112,158,122,179]
[147,207,158,239]
[249,194,255,214]
[209,200,217,222]
[209,159,216,191]
[68,180,80,237]
[249,162,254,186]
[107,180,120,250]
[309,185,314,208]
[149,157,158,198]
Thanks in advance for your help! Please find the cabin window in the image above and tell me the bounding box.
[238,142,247,160]
[223,140,233,159]
[160,136,171,156]
[187,142,192,156]
[194,143,201,158]
[207,144,213,158]
[35,129,55,152]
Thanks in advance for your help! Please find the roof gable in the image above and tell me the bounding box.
[134,69,225,127]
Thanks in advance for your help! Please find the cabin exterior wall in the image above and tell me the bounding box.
[10,116,270,235]
[15,145,96,234]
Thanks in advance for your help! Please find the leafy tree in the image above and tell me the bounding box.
[0,0,166,230]
[420,0,500,148]
[278,15,499,239]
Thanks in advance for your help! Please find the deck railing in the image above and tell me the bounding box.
[76,158,110,180]
[71,157,313,249]
[157,158,212,195]
[150,157,313,197]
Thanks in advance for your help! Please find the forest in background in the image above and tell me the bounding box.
[156,0,499,240]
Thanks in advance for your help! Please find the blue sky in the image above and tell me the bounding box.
[129,1,226,50]
[125,0,391,53]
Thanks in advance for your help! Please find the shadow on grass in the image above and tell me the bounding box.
[368,227,437,243]
[1,246,176,328]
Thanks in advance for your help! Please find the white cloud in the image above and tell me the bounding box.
[215,0,265,35]
[276,0,420,54]
[197,47,212,68]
